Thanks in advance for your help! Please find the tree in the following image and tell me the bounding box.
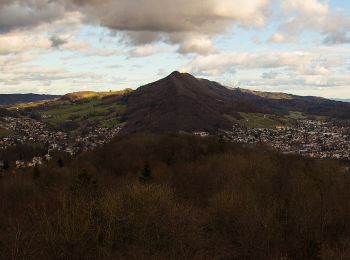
[57,158,64,168]
[3,160,9,171]
[139,160,152,183]
[70,170,97,195]
[32,165,40,179]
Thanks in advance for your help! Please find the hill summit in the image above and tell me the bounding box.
[121,71,240,133]
[120,71,350,134]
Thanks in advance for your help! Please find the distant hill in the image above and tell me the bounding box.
[121,71,350,134]
[333,99,350,103]
[22,90,128,131]
[61,90,132,102]
[13,72,350,134]
[0,94,60,105]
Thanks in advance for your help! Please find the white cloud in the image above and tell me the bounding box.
[281,0,328,16]
[262,71,279,79]
[273,0,350,45]
[128,44,174,58]
[174,34,217,55]
[269,32,297,43]
[180,50,347,91]
[0,33,51,54]
[181,51,333,75]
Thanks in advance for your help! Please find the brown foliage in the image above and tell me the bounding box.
[1,134,350,259]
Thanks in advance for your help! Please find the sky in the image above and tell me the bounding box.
[0,0,349,98]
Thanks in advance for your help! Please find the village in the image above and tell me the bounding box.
[1,115,350,170]
[0,116,121,169]
[221,119,350,160]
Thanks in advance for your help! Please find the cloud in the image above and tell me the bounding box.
[323,31,350,45]
[68,0,270,32]
[262,71,279,79]
[0,0,65,33]
[281,0,328,16]
[269,32,297,43]
[128,44,174,58]
[50,35,68,48]
[0,0,271,54]
[171,33,217,55]
[68,0,270,54]
[180,50,345,77]
[0,32,51,54]
[0,52,104,93]
[273,0,350,45]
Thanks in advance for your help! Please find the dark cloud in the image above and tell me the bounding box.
[50,35,68,48]
[0,0,65,33]
[323,31,350,45]
[0,0,270,53]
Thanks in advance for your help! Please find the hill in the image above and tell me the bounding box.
[21,90,130,131]
[333,98,350,103]
[121,71,240,133]
[120,71,350,134]
[11,72,350,133]
[0,94,60,105]
[61,90,132,102]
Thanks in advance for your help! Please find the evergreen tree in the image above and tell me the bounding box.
[57,158,64,168]
[32,165,40,179]
[139,160,152,183]
[3,160,9,171]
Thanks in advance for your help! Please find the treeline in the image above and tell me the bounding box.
[1,134,350,259]
[0,143,47,166]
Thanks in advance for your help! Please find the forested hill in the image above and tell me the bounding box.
[0,94,60,105]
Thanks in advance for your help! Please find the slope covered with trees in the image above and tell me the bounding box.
[1,134,350,259]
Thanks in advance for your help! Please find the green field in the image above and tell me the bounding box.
[238,113,280,129]
[234,111,307,129]
[36,98,126,129]
[287,111,306,120]
[7,100,56,111]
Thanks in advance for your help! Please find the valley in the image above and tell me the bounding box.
[1,72,350,259]
[0,72,350,170]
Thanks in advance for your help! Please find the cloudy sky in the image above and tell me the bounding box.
[0,0,349,98]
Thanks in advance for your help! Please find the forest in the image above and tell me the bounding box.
[1,134,350,259]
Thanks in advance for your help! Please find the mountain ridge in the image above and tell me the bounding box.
[120,71,350,133]
[0,94,60,106]
[4,72,350,134]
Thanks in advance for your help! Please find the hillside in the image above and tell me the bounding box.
[121,71,240,133]
[10,72,350,134]
[61,90,132,102]
[21,90,129,130]
[1,134,349,259]
[0,94,60,105]
[121,72,350,134]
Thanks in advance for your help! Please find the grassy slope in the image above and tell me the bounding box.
[38,99,126,128]
[226,111,308,129]
[15,91,131,130]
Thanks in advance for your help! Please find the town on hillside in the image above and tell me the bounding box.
[220,119,350,160]
[0,114,350,171]
[0,116,121,170]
